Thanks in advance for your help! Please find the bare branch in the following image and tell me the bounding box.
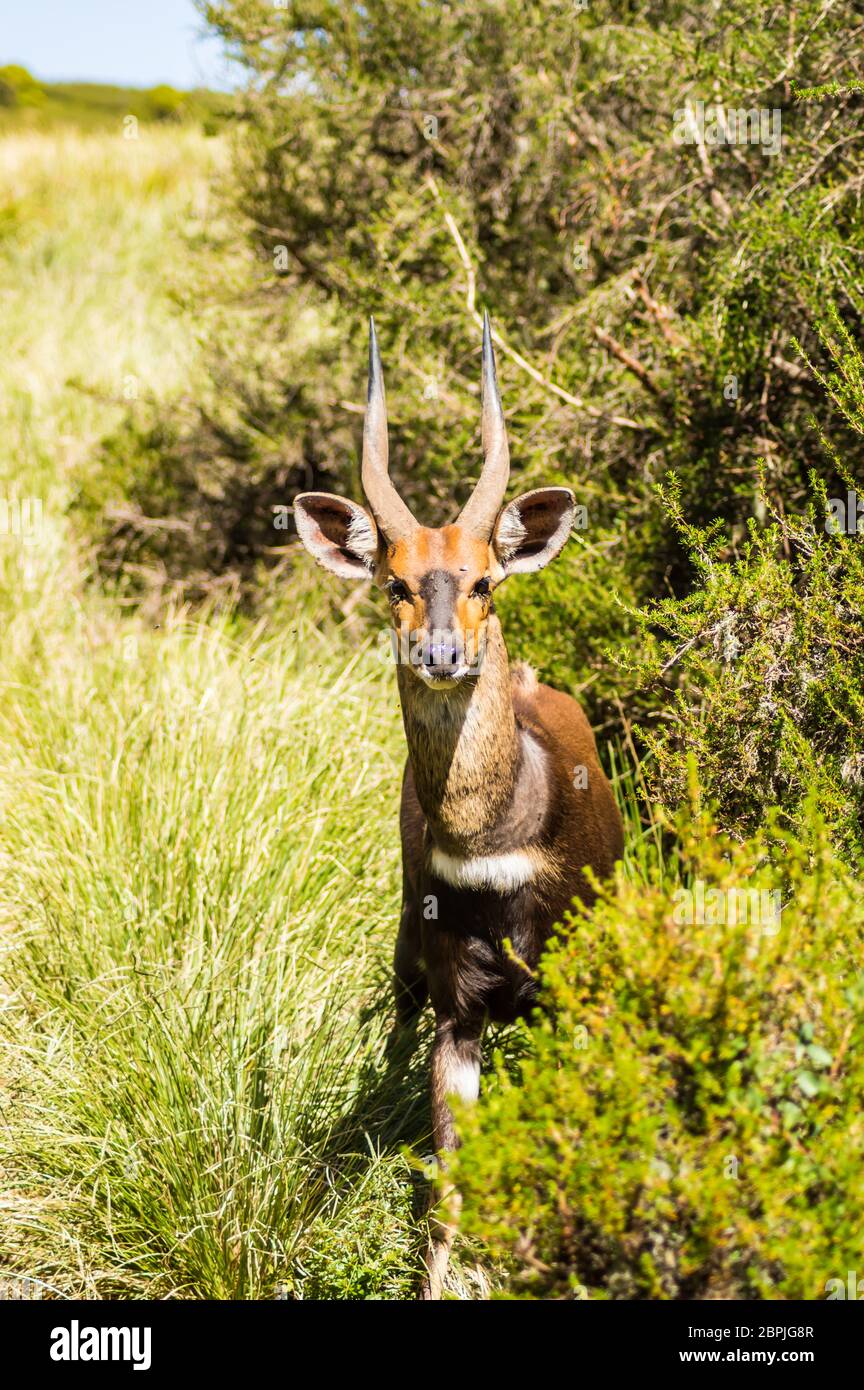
[592,325,666,398]
[425,175,653,432]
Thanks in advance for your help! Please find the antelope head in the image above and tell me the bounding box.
[294,314,575,688]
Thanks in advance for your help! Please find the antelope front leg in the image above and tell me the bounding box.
[393,899,427,1029]
[421,1016,482,1300]
[386,897,428,1060]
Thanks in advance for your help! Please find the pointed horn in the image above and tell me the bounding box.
[361,318,417,543]
[458,310,510,538]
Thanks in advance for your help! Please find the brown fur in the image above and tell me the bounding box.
[384,526,497,662]
[395,615,622,1035]
[292,495,623,1299]
[391,584,623,1298]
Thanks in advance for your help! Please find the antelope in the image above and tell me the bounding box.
[294,314,624,1299]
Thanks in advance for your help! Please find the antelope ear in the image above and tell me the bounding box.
[492,487,575,575]
[294,492,379,579]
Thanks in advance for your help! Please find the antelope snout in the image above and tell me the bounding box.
[423,636,461,677]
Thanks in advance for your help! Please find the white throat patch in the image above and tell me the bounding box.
[429,846,539,893]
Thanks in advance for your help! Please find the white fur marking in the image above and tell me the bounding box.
[430,846,537,892]
[447,1057,481,1104]
[520,728,547,778]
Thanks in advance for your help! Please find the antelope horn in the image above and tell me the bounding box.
[457,310,510,538]
[361,317,418,543]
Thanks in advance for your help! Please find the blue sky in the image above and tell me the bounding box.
[0,0,240,90]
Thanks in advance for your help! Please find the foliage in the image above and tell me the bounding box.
[0,599,425,1299]
[0,64,45,109]
[621,493,864,853]
[608,307,864,851]
[455,798,864,1299]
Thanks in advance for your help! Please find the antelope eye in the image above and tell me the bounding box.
[388,579,411,604]
[472,577,492,599]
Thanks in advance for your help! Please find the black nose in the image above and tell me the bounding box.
[423,640,460,676]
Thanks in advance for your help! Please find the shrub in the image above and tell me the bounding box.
[616,308,864,851]
[621,490,864,853]
[0,66,44,109]
[148,85,187,122]
[454,798,864,1299]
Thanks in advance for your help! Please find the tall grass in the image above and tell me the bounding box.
[0,128,435,1299]
[0,603,434,1298]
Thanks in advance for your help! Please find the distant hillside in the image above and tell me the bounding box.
[0,65,230,132]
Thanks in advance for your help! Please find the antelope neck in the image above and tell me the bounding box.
[396,616,545,858]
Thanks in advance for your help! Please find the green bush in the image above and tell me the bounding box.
[0,65,44,109]
[616,309,864,851]
[622,491,864,853]
[455,798,864,1299]
[148,85,187,122]
[195,0,864,549]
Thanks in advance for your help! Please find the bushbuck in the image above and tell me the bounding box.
[294,315,624,1298]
